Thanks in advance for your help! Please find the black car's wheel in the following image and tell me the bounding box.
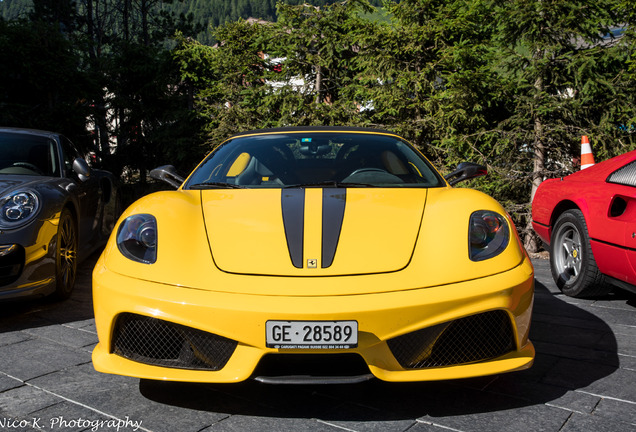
[52,208,78,300]
[550,209,609,298]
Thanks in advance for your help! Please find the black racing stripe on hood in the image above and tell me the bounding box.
[321,188,346,268]
[281,189,305,268]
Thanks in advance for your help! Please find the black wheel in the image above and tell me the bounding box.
[550,209,609,298]
[52,208,78,300]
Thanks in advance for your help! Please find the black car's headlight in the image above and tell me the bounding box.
[0,190,40,229]
[469,210,509,261]
[116,214,157,264]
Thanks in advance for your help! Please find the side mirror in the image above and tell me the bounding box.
[150,165,185,189]
[444,162,487,186]
[73,158,91,182]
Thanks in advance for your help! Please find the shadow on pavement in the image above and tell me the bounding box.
[138,278,622,421]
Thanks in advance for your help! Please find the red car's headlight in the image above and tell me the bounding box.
[116,214,157,264]
[469,210,509,261]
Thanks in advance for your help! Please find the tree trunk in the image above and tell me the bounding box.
[315,65,322,105]
[524,73,546,253]
[123,0,130,42]
[141,0,149,46]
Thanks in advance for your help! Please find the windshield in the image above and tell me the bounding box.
[0,132,59,177]
[185,132,444,189]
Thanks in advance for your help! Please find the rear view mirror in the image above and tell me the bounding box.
[299,143,331,157]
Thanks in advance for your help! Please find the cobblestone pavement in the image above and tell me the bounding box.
[0,254,635,432]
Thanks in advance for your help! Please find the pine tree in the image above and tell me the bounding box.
[491,0,631,250]
[268,0,373,126]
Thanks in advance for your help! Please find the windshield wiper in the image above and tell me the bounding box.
[189,182,245,189]
[284,181,375,188]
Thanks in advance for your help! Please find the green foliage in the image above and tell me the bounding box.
[269,0,373,124]
[0,0,32,19]
[0,18,92,143]
[104,42,204,177]
[2,0,384,45]
[353,0,503,160]
[616,1,636,128]
[0,0,206,178]
[174,21,271,145]
[174,1,375,146]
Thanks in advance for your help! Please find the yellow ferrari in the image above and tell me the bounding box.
[92,127,534,384]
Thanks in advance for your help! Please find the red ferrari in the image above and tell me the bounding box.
[532,149,636,298]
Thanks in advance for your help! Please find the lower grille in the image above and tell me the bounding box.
[112,313,237,371]
[387,310,515,369]
[253,353,371,383]
[0,245,24,286]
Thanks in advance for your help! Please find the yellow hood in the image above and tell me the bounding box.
[101,187,526,296]
[202,188,427,276]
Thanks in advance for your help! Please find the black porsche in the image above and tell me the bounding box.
[0,127,119,301]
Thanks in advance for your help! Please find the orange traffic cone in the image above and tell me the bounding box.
[581,136,595,169]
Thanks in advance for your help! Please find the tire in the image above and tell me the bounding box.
[550,209,610,298]
[52,208,78,300]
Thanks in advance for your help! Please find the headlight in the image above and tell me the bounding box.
[116,214,157,264]
[0,190,40,229]
[469,210,509,261]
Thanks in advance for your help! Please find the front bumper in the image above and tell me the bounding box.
[0,219,58,301]
[92,256,535,383]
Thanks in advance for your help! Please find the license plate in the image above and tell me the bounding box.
[266,320,358,349]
